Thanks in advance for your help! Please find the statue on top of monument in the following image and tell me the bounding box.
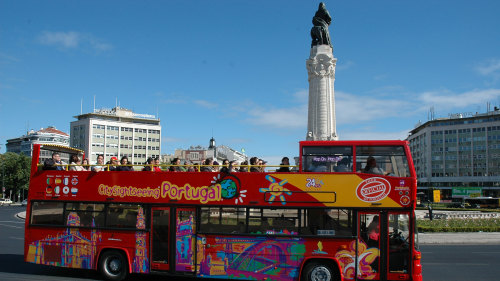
[310,2,332,47]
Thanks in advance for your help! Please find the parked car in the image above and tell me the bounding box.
[21,199,28,206]
[0,198,13,206]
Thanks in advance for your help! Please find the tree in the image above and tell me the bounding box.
[0,152,31,201]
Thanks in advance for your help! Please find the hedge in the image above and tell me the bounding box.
[417,218,500,232]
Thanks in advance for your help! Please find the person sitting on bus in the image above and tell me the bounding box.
[82,158,90,171]
[142,157,154,171]
[169,158,181,172]
[43,158,56,170]
[334,157,351,172]
[69,155,85,171]
[52,152,66,171]
[220,159,230,173]
[363,156,385,175]
[117,156,133,171]
[153,157,163,172]
[92,154,105,172]
[367,215,380,247]
[277,157,291,172]
[104,156,119,171]
[201,158,213,172]
[259,159,267,172]
[230,160,239,172]
[212,160,220,172]
[250,157,260,172]
[239,160,249,172]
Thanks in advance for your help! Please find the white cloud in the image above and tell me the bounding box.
[38,31,112,52]
[340,129,410,141]
[245,105,307,129]
[335,91,411,124]
[418,89,500,110]
[194,99,218,109]
[476,59,500,77]
[336,60,355,71]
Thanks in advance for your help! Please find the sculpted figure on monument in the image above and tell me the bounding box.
[310,2,332,47]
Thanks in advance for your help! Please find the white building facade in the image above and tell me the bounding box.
[407,109,500,199]
[70,107,161,165]
[6,126,70,162]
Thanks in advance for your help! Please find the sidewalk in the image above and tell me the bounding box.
[16,211,500,244]
[418,231,500,244]
[16,211,26,220]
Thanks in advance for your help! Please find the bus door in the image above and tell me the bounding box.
[358,212,382,280]
[151,207,170,271]
[175,208,196,273]
[387,212,411,280]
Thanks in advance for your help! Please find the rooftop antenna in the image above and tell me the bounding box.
[93,95,96,112]
[80,98,83,114]
[115,97,118,108]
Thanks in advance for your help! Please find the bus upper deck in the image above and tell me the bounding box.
[28,140,416,209]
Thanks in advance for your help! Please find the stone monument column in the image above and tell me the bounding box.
[306,45,338,141]
[306,2,338,141]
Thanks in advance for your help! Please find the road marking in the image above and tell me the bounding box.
[0,223,22,229]
[471,252,500,254]
[425,262,489,266]
[9,236,23,240]
[0,220,24,224]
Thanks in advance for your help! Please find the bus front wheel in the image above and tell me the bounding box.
[99,250,128,281]
[302,261,339,281]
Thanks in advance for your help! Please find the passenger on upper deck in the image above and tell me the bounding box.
[212,160,220,172]
[277,157,291,172]
[92,154,105,172]
[250,157,260,172]
[105,157,119,171]
[334,157,351,172]
[118,156,133,171]
[52,152,66,171]
[201,158,213,172]
[82,158,90,171]
[169,158,181,172]
[142,157,154,171]
[154,158,163,172]
[259,159,267,172]
[363,156,385,175]
[69,155,85,171]
[239,160,248,172]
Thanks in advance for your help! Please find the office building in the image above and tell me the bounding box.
[70,106,161,165]
[407,108,500,199]
[6,126,70,163]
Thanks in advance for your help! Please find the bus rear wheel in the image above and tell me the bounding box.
[302,261,339,281]
[99,250,128,281]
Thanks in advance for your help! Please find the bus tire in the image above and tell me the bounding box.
[99,250,128,281]
[302,261,339,281]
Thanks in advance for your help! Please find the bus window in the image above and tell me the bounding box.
[302,146,352,172]
[300,209,353,236]
[356,146,410,177]
[388,213,410,273]
[65,203,105,227]
[106,204,142,229]
[30,201,64,225]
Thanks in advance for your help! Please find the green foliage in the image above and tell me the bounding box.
[417,218,500,232]
[0,152,31,198]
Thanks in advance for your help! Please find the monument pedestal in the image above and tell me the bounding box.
[306,45,338,141]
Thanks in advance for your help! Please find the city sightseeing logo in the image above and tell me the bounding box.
[356,177,391,203]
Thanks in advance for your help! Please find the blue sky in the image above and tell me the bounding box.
[2,0,500,165]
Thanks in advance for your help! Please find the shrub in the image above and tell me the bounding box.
[417,218,500,232]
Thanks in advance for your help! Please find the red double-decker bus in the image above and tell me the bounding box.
[24,140,422,281]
